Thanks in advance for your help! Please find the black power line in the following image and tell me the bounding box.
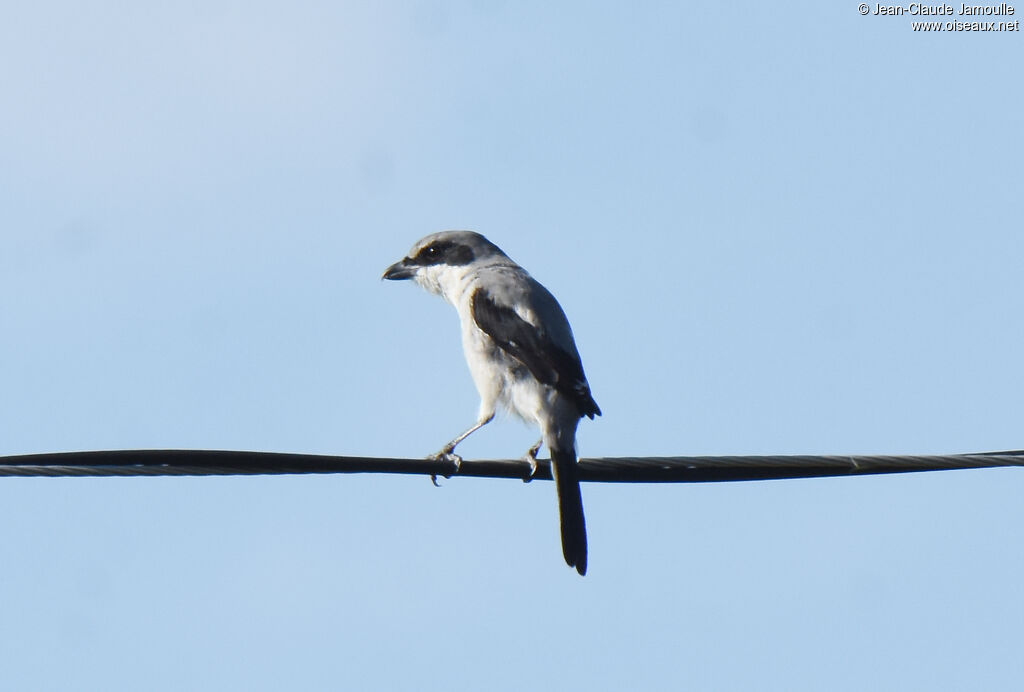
[1,449,1022,482]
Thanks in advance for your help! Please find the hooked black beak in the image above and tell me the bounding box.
[382,258,416,280]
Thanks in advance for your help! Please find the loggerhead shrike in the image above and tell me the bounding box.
[383,231,600,575]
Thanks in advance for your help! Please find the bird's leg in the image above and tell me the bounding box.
[428,413,495,486]
[521,439,543,483]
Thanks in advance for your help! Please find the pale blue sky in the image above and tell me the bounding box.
[1,2,1022,690]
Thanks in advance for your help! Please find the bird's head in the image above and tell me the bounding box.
[382,230,507,298]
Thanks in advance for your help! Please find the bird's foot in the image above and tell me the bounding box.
[428,450,462,487]
[521,440,542,483]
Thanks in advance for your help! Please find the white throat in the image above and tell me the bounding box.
[413,264,476,306]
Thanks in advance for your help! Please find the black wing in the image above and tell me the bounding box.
[471,288,601,419]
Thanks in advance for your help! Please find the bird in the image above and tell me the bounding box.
[382,230,600,575]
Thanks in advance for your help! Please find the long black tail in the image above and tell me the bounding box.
[550,448,588,576]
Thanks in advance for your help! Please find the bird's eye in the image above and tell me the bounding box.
[424,245,437,256]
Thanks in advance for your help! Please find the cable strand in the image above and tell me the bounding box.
[1,449,1022,482]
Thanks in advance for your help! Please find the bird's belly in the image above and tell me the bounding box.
[496,360,550,424]
[462,326,551,425]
